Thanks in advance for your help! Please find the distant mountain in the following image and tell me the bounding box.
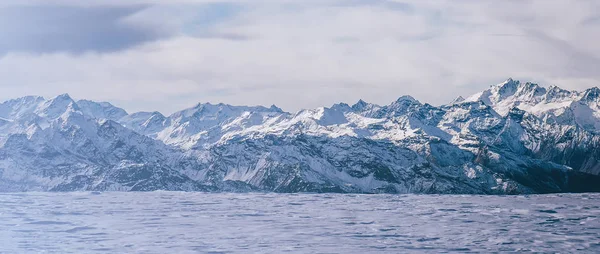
[1,79,600,193]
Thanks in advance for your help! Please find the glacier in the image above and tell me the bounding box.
[1,78,600,194]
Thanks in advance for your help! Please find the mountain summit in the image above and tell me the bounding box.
[1,79,600,193]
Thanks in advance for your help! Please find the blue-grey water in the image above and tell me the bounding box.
[0,192,599,253]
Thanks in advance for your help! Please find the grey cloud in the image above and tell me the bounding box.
[335,0,414,13]
[0,0,599,114]
[194,33,251,40]
[0,5,169,54]
[582,15,600,25]
[525,29,600,79]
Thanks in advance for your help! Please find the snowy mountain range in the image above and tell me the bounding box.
[1,78,600,194]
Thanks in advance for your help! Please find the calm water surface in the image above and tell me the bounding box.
[0,192,599,253]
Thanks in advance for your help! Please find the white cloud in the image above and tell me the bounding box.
[0,0,599,114]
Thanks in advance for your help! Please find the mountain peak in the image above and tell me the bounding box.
[269,104,284,113]
[34,93,81,120]
[193,102,208,108]
[492,78,520,94]
[1,95,45,105]
[395,95,418,103]
[53,93,74,101]
[450,96,465,104]
[76,99,128,121]
[350,99,382,117]
[0,96,46,119]
[4,83,600,194]
[494,77,517,86]
[151,111,165,117]
[515,82,546,98]
[43,93,76,106]
[351,99,368,110]
[587,86,600,93]
[330,102,352,112]
[582,87,600,102]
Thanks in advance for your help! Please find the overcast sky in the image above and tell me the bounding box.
[0,0,599,114]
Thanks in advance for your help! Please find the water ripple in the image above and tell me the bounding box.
[0,192,599,253]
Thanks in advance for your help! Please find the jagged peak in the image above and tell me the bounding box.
[354,99,367,106]
[1,95,45,105]
[145,112,167,122]
[450,96,465,104]
[394,95,419,104]
[43,94,78,110]
[584,86,600,94]
[183,102,225,114]
[150,111,165,117]
[128,111,164,118]
[351,99,372,111]
[52,93,74,101]
[466,79,570,108]
[269,104,284,113]
[581,86,600,102]
[173,101,284,120]
[445,100,501,119]
[450,99,489,109]
[490,78,520,98]
[37,93,79,114]
[77,99,116,107]
[349,99,383,117]
[332,102,350,107]
[544,85,575,102]
[514,82,546,98]
[98,118,128,132]
[493,78,518,88]
[190,102,281,112]
[299,106,349,126]
[330,102,352,112]
[76,99,129,120]
[490,79,548,96]
[0,95,46,119]
[547,85,564,92]
[194,102,208,108]
[518,81,539,90]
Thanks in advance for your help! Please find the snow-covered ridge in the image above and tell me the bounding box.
[1,79,600,193]
[463,78,600,131]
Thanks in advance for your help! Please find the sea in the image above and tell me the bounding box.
[0,192,598,253]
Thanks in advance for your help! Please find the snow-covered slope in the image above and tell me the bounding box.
[463,78,600,132]
[77,99,128,121]
[0,95,208,191]
[1,80,600,193]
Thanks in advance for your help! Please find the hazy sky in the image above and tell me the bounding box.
[0,0,599,114]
